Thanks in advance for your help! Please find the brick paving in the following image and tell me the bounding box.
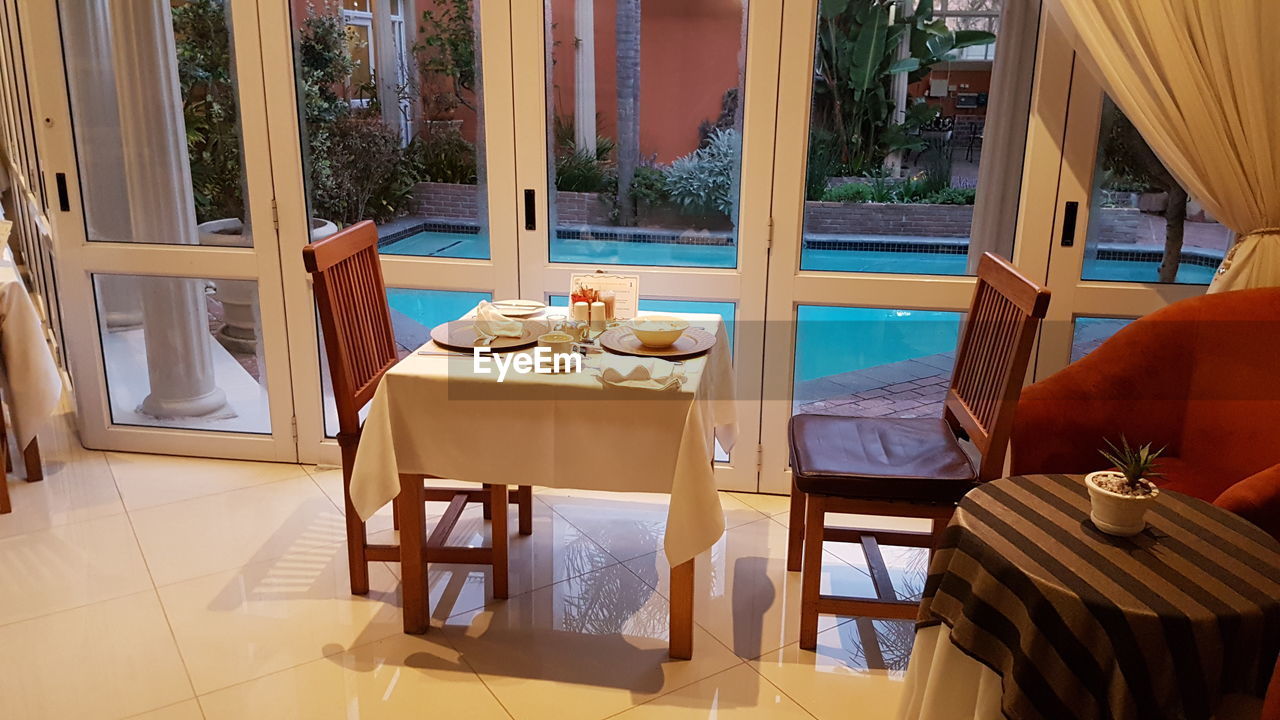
[794,352,956,419]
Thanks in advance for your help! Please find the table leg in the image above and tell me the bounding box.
[669,558,695,660]
[23,438,41,482]
[398,472,429,634]
[490,482,509,599]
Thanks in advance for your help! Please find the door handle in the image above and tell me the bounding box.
[55,172,70,212]
[1059,201,1079,247]
[523,189,536,231]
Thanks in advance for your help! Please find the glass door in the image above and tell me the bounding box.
[1022,20,1216,379]
[34,0,299,460]
[759,0,1048,494]
[260,0,521,465]
[509,0,784,491]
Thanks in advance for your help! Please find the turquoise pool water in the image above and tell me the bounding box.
[795,306,961,383]
[383,229,1218,284]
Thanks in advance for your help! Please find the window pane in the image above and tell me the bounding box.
[321,288,492,437]
[61,0,251,246]
[1070,316,1133,364]
[799,0,1029,276]
[1080,97,1225,285]
[793,305,961,417]
[544,0,747,269]
[94,274,270,434]
[292,1,490,258]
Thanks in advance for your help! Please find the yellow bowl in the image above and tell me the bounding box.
[629,315,689,348]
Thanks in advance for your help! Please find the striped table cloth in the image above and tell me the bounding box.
[916,474,1280,720]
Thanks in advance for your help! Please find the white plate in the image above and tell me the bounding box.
[490,299,546,318]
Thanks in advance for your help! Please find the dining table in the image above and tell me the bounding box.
[898,473,1280,720]
[0,243,60,503]
[348,309,737,658]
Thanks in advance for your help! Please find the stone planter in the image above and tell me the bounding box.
[197,217,338,353]
[1085,470,1160,537]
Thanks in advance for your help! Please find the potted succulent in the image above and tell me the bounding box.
[1086,437,1164,536]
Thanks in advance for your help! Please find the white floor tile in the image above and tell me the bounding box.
[158,544,403,694]
[129,476,346,586]
[0,512,152,625]
[0,591,193,720]
[108,452,310,511]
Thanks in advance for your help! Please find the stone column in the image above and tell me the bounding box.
[967,0,1042,273]
[574,0,597,155]
[108,0,228,418]
[63,0,141,329]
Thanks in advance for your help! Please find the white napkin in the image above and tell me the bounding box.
[473,300,524,338]
[594,356,685,391]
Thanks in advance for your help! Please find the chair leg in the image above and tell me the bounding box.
[490,483,509,599]
[392,495,401,531]
[0,441,10,515]
[22,438,40,482]
[339,442,370,596]
[787,477,806,572]
[930,510,953,556]
[517,485,533,536]
[799,493,826,651]
[481,483,493,520]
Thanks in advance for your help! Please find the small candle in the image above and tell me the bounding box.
[600,290,616,321]
[590,301,606,332]
[572,301,590,323]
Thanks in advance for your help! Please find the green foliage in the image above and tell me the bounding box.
[406,128,478,184]
[1099,436,1165,491]
[415,0,476,116]
[813,0,991,174]
[173,0,241,224]
[923,187,975,205]
[315,114,412,225]
[821,182,874,203]
[664,128,740,217]
[296,4,355,127]
[630,166,671,206]
[555,149,614,193]
[820,179,975,204]
[806,129,842,201]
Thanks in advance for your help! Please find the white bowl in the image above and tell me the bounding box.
[629,315,689,348]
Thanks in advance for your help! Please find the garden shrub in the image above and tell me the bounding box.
[821,183,874,203]
[406,128,477,184]
[664,128,740,216]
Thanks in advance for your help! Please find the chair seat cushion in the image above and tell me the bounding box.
[789,415,978,502]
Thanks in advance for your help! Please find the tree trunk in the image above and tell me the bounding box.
[615,0,641,226]
[1159,184,1188,283]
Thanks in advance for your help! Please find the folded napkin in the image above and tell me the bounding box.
[594,356,685,391]
[473,300,524,338]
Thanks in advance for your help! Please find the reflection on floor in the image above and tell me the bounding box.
[0,404,926,719]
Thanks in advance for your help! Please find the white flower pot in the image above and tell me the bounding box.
[1085,470,1160,537]
[197,217,338,352]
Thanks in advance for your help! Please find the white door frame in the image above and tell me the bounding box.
[508,0,782,492]
[259,0,522,467]
[757,0,1070,495]
[26,0,300,461]
[1018,19,1205,382]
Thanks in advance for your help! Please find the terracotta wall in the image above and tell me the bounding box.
[547,0,745,163]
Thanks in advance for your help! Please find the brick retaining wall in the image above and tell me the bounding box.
[410,182,1147,242]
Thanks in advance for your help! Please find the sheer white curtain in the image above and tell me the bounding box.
[1048,0,1280,292]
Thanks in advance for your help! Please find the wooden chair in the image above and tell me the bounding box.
[786,252,1050,649]
[0,399,42,515]
[303,220,533,597]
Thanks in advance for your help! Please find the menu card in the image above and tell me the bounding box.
[569,272,640,319]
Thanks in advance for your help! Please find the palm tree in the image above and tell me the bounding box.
[614,0,641,225]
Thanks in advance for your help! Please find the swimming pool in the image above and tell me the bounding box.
[382,229,1219,284]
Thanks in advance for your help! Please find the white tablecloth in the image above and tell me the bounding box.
[0,247,60,448]
[350,311,737,567]
[899,625,1264,720]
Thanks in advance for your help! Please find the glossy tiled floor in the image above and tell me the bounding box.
[0,405,927,720]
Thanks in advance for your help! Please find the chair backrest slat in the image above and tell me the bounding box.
[945,252,1051,480]
[303,221,398,436]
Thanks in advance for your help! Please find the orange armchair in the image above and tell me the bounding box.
[1011,287,1280,540]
